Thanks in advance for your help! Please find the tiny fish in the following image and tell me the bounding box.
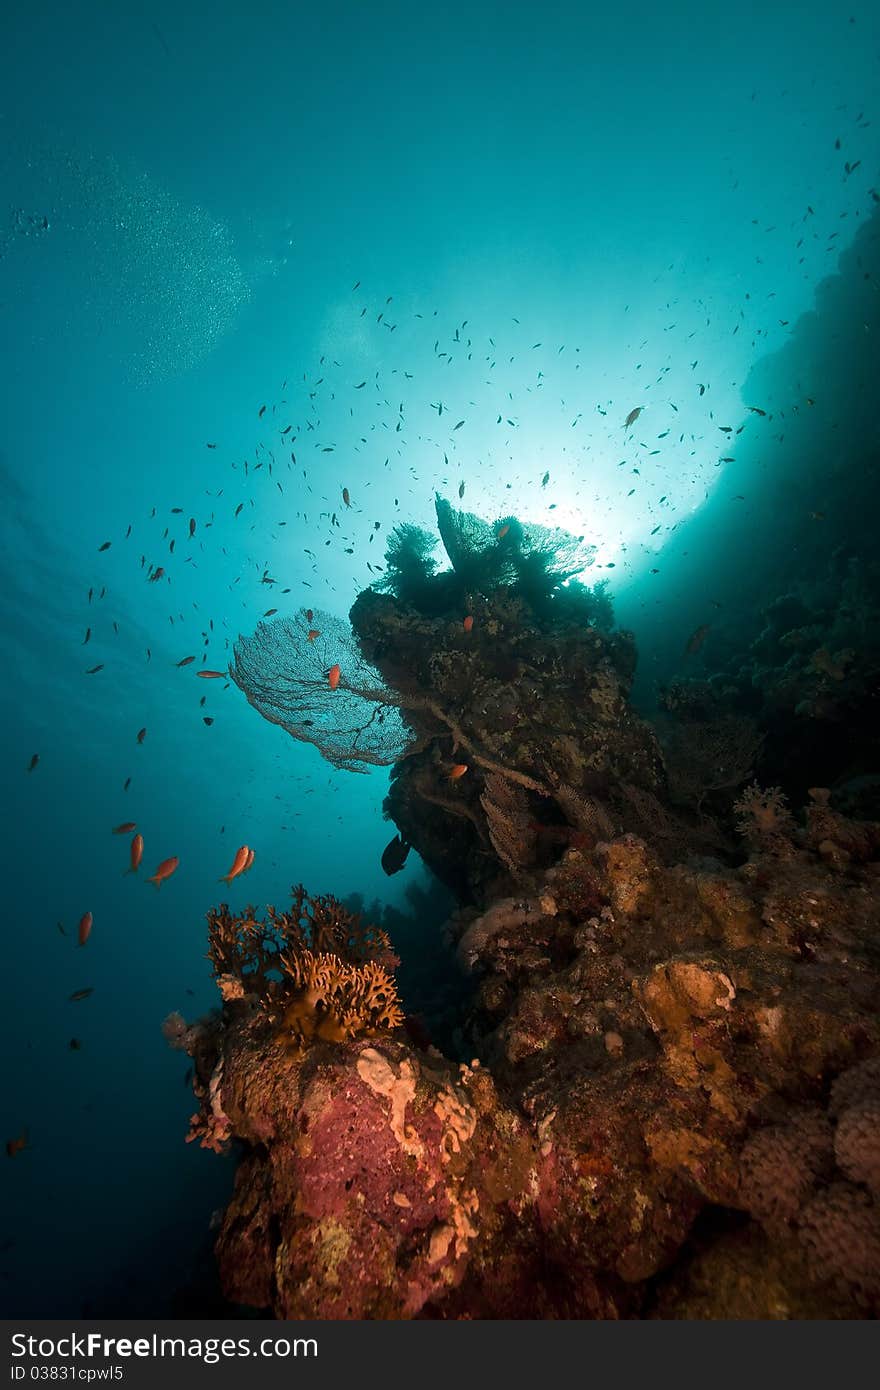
[541,471,550,487]
[685,624,711,655]
[496,523,510,539]
[112,822,136,834]
[624,407,643,429]
[6,1130,28,1158]
[449,763,469,781]
[123,776,131,791]
[454,420,465,430]
[85,664,104,674]
[82,628,91,644]
[463,615,474,632]
[98,541,111,552]
[342,487,351,506]
[69,1038,81,1051]
[176,655,195,667]
[328,663,341,690]
[125,833,144,876]
[203,716,214,725]
[188,518,196,538]
[307,629,321,642]
[197,670,226,679]
[137,728,146,744]
[263,608,278,617]
[78,911,93,947]
[219,844,250,885]
[27,754,39,773]
[69,988,94,1002]
[146,856,179,889]
[458,480,465,499]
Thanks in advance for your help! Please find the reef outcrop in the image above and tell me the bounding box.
[191,498,880,1318]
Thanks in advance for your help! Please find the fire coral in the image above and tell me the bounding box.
[206,884,403,1047]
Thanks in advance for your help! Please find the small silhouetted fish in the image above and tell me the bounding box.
[69,1038,81,1051]
[381,834,411,876]
[82,628,91,644]
[263,608,277,617]
[69,988,94,1002]
[176,656,195,667]
[27,754,39,773]
[624,407,643,429]
[98,541,111,552]
[203,716,214,725]
[258,405,266,418]
[458,480,465,498]
[137,727,146,744]
[454,420,464,430]
[86,664,104,674]
[541,471,550,487]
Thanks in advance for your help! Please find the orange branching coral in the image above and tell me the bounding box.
[277,949,404,1050]
[206,885,403,1051]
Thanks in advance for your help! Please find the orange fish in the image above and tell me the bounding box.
[449,763,469,781]
[6,1129,28,1159]
[684,623,711,656]
[307,629,321,642]
[462,615,474,633]
[112,822,136,835]
[136,728,146,745]
[78,912,93,947]
[496,524,510,539]
[243,848,255,873]
[146,856,179,888]
[328,664,341,691]
[219,845,250,885]
[125,833,144,875]
[197,670,226,679]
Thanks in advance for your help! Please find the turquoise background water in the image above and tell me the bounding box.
[1,0,878,1315]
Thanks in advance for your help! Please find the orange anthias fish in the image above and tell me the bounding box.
[125,833,144,876]
[146,856,179,888]
[307,629,321,642]
[449,763,469,781]
[112,821,136,834]
[197,670,226,679]
[219,845,250,885]
[462,615,474,633]
[6,1129,28,1158]
[78,911,93,947]
[496,523,510,539]
[328,663,341,691]
[243,848,255,873]
[684,623,711,655]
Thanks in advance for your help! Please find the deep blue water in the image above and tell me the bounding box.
[1,0,878,1316]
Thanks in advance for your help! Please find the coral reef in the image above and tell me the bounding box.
[198,497,880,1319]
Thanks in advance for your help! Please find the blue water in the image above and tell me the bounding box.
[1,0,878,1316]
